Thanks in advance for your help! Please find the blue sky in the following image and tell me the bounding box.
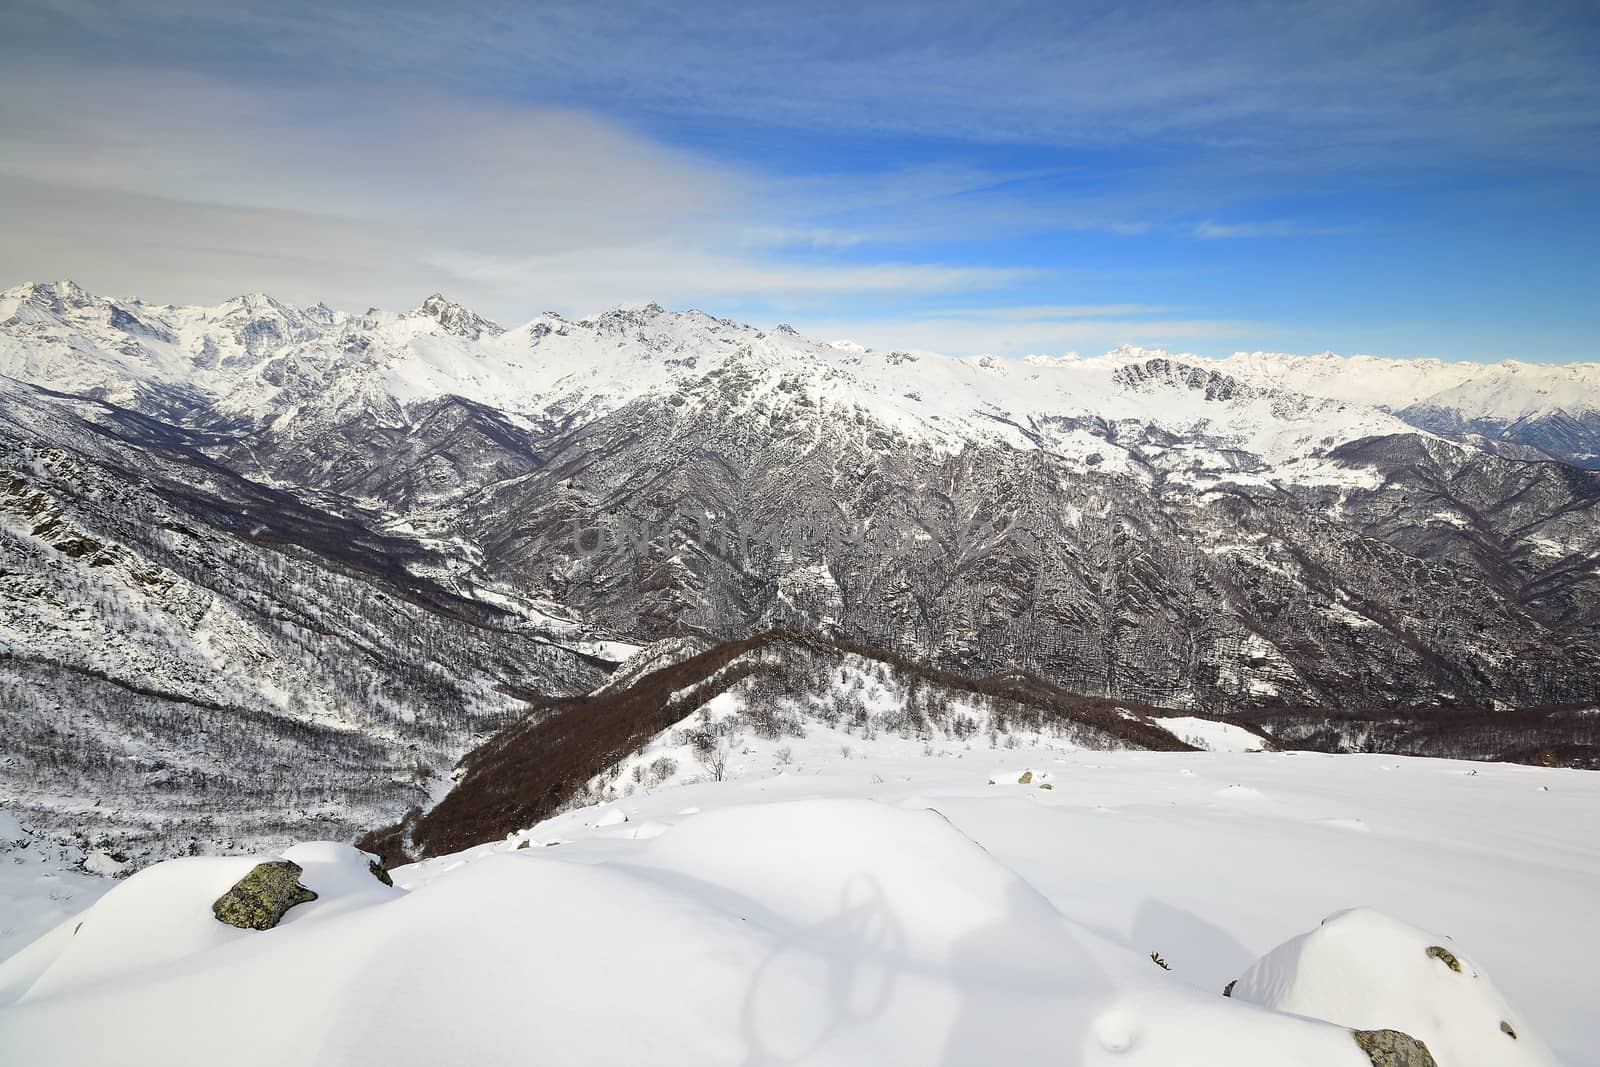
[1,0,1597,360]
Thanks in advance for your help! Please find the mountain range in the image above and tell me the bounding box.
[2,279,1598,859]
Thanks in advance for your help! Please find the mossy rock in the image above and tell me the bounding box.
[1425,945,1461,973]
[1352,1029,1437,1067]
[368,859,394,886]
[1017,771,1033,784]
[212,860,318,930]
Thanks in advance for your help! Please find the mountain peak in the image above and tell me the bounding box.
[219,291,291,316]
[0,279,99,318]
[412,293,503,340]
[591,301,667,321]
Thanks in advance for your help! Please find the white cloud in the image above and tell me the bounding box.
[0,72,1040,318]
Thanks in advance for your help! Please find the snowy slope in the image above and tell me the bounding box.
[1155,715,1267,752]
[1209,350,1600,466]
[0,374,618,862]
[1211,350,1600,419]
[0,811,114,962]
[0,747,1590,1065]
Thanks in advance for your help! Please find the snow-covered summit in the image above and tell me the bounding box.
[410,293,504,340]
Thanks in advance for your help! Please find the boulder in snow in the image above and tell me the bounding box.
[1352,1028,1437,1067]
[211,860,318,930]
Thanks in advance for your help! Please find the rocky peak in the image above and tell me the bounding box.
[412,294,504,340]
[4,279,98,315]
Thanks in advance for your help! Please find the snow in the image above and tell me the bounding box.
[2,750,1596,1065]
[0,811,111,963]
[0,281,1436,470]
[1233,907,1556,1064]
[1158,716,1266,752]
[0,842,397,1006]
[1212,350,1600,421]
[10,281,1592,457]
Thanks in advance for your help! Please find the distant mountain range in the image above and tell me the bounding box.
[3,280,1597,858]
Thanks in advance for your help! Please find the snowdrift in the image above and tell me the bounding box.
[0,799,1556,1065]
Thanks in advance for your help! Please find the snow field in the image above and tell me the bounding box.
[3,746,1590,1064]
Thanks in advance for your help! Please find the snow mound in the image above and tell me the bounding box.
[0,843,397,1007]
[1232,907,1557,1066]
[0,799,1403,1065]
[281,841,402,914]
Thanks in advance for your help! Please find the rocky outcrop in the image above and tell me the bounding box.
[1352,1029,1437,1067]
[212,860,318,930]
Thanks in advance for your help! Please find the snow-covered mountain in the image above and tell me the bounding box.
[5,281,1593,462]
[1206,348,1600,468]
[3,280,1600,862]
[0,369,618,863]
[0,281,1416,468]
[2,280,1597,705]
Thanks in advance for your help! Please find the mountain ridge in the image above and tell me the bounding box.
[5,279,1595,465]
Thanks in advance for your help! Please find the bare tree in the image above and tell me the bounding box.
[698,739,731,782]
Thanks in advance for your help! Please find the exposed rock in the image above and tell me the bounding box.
[1426,945,1462,973]
[1352,1028,1438,1067]
[367,859,394,886]
[211,860,318,930]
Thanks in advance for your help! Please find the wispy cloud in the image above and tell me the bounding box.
[427,247,1039,314]
[16,1,1593,164]
[1191,220,1354,239]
